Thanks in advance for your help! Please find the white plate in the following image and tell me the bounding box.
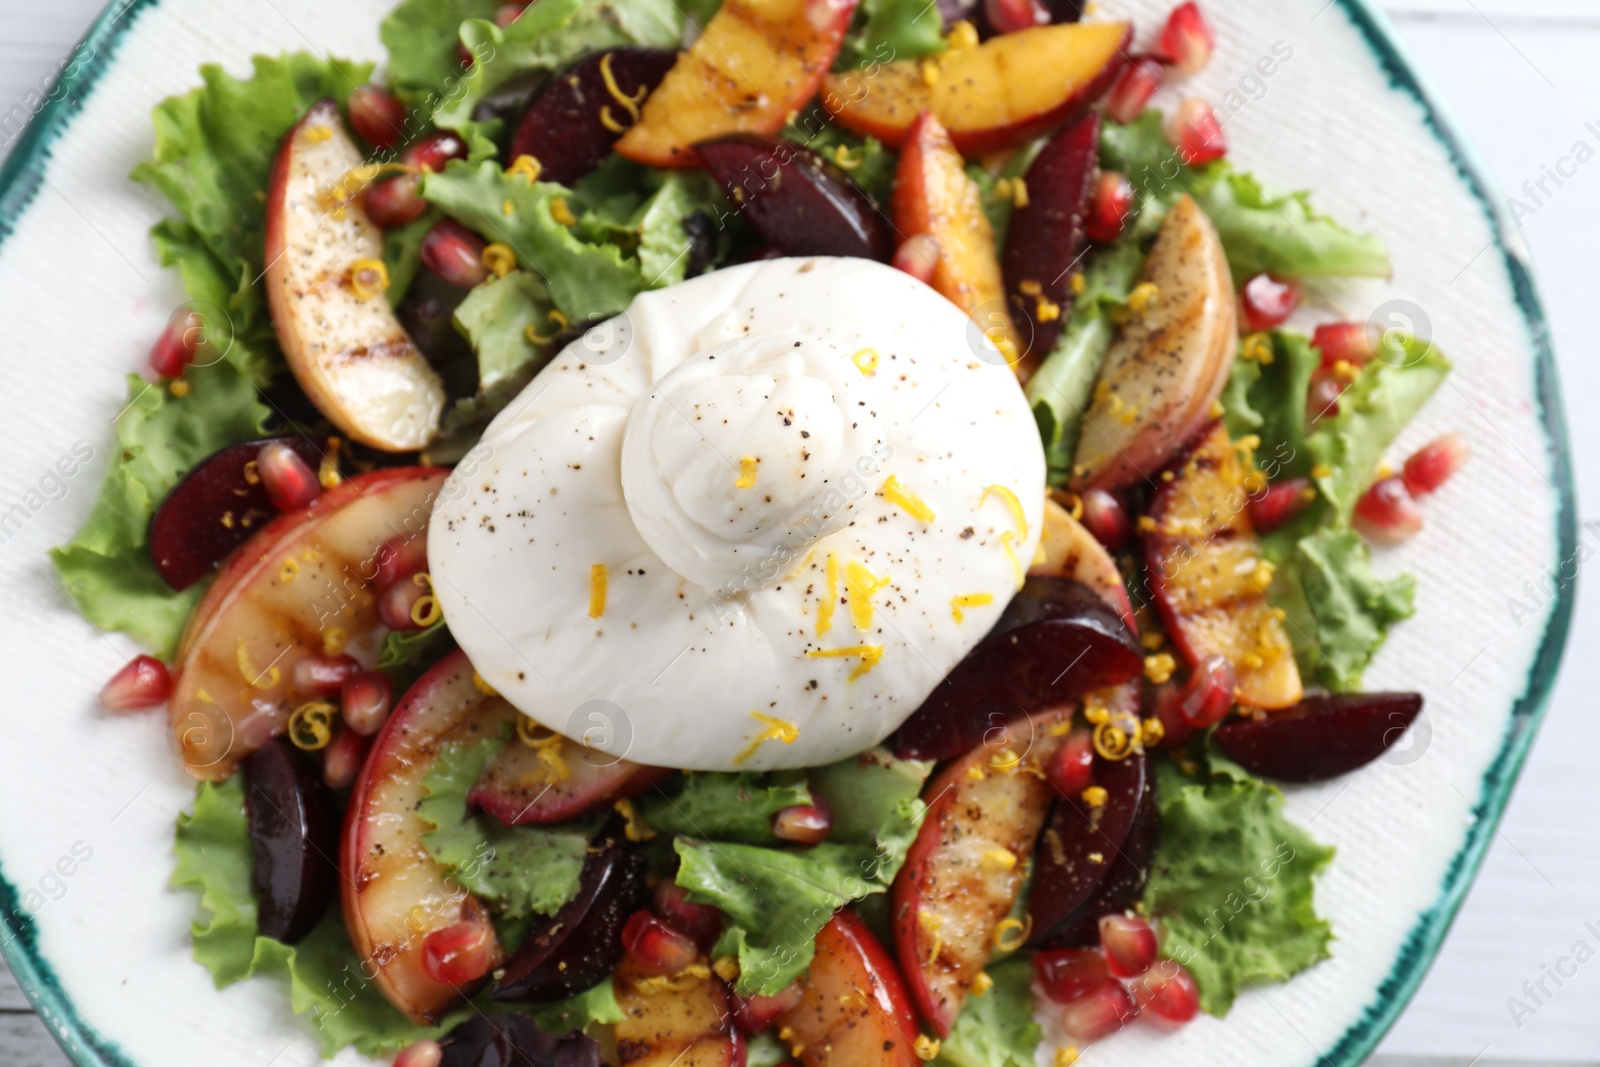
[0,0,1574,1064]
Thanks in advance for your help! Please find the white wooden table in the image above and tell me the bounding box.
[2,1,1597,1063]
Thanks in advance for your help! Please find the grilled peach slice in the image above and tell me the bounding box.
[615,0,859,168]
[1069,194,1237,491]
[170,467,447,780]
[1145,422,1303,710]
[265,99,445,451]
[776,909,921,1066]
[469,739,671,826]
[821,21,1129,155]
[613,956,740,1066]
[341,650,510,1023]
[892,709,1069,1035]
[893,112,1023,368]
[1031,497,1135,627]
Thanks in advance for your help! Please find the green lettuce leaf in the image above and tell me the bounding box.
[423,160,647,320]
[1304,336,1452,522]
[455,270,559,391]
[1276,528,1416,691]
[526,978,624,1036]
[1220,331,1319,480]
[1100,111,1390,281]
[1026,239,1145,479]
[934,956,1041,1067]
[173,779,465,1056]
[1142,756,1334,1017]
[639,772,814,844]
[50,365,269,657]
[675,752,928,996]
[746,1032,792,1067]
[418,739,595,920]
[633,171,730,288]
[837,0,946,70]
[381,0,503,104]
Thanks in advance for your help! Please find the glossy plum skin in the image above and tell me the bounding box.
[1027,750,1155,948]
[492,819,648,1002]
[1214,692,1425,782]
[149,435,327,590]
[894,577,1142,761]
[437,1012,602,1067]
[1003,111,1098,359]
[509,48,678,186]
[696,136,893,261]
[243,738,339,944]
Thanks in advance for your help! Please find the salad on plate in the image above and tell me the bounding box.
[54,0,1472,1063]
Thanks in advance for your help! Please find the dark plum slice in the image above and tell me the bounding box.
[696,136,894,261]
[470,739,670,826]
[1214,692,1425,783]
[149,435,327,590]
[509,48,679,186]
[492,818,648,1003]
[243,737,339,944]
[893,577,1142,761]
[1003,111,1098,359]
[1028,759,1158,948]
[1026,750,1149,948]
[438,1011,603,1067]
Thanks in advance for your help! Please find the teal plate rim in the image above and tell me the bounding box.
[0,1,1578,1064]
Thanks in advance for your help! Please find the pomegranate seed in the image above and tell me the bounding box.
[1099,914,1159,977]
[622,910,700,976]
[772,802,833,845]
[421,919,496,985]
[363,174,427,228]
[1079,487,1132,550]
[1239,273,1301,331]
[1060,978,1139,1041]
[1247,477,1313,533]
[1180,654,1235,728]
[1033,949,1111,1005]
[378,578,428,633]
[1105,56,1166,125]
[1085,171,1134,244]
[1354,476,1424,546]
[99,655,172,711]
[892,234,941,286]
[322,727,368,790]
[732,981,805,1033]
[403,131,468,174]
[1402,433,1469,497]
[1047,729,1095,797]
[342,671,394,736]
[347,85,406,150]
[1305,370,1347,425]
[148,310,203,378]
[1147,681,1193,749]
[1167,97,1227,166]
[292,654,361,697]
[731,1030,749,1067]
[394,1040,443,1067]
[984,0,1048,34]
[654,882,723,949]
[1132,959,1200,1024]
[374,533,429,593]
[420,220,491,288]
[495,2,527,26]
[257,441,321,512]
[1311,321,1374,369]
[1159,3,1216,74]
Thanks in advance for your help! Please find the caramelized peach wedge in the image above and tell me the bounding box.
[822,20,1130,155]
[893,112,1024,370]
[616,0,859,167]
[1144,422,1304,710]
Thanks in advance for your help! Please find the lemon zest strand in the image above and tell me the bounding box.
[817,552,839,637]
[732,712,801,765]
[950,592,994,623]
[844,560,889,632]
[883,475,935,523]
[589,564,608,619]
[736,456,758,489]
[805,644,883,681]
